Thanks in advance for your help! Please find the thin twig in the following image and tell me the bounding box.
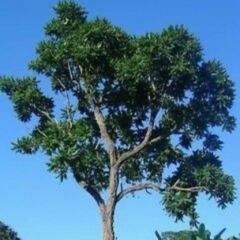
[31,103,58,124]
[36,128,48,138]
[57,78,74,129]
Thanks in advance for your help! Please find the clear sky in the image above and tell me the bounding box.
[0,0,239,240]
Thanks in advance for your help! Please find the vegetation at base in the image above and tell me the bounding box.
[155,224,239,240]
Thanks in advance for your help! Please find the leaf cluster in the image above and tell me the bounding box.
[0,221,22,240]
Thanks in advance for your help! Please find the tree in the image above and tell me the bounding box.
[155,224,225,240]
[0,221,22,240]
[157,230,197,240]
[0,2,236,240]
[155,226,240,240]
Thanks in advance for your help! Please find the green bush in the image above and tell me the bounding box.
[155,224,227,240]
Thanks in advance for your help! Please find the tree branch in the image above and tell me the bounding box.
[36,128,48,138]
[78,76,117,164]
[89,97,117,164]
[31,103,58,124]
[80,181,105,206]
[117,112,156,167]
[117,117,181,169]
[67,61,74,81]
[74,174,106,213]
[57,78,75,129]
[117,182,208,202]
[148,135,162,145]
[117,183,163,201]
[169,185,208,192]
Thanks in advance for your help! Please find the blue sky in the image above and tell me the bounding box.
[0,0,239,240]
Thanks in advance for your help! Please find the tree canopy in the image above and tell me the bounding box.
[0,221,22,240]
[0,1,236,239]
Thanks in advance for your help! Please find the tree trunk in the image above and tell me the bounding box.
[102,205,116,240]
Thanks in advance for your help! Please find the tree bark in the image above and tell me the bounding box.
[102,165,118,240]
[102,204,116,240]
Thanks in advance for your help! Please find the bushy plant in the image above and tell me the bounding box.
[155,224,226,240]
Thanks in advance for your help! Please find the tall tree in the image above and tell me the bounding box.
[0,2,236,240]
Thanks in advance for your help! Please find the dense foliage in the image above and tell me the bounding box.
[0,2,236,238]
[156,230,197,240]
[155,224,238,240]
[0,221,22,240]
